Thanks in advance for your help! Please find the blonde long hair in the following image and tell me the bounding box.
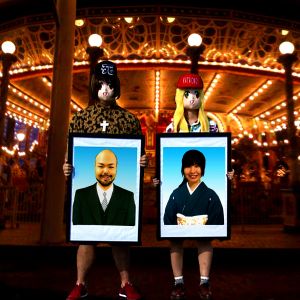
[173,88,209,132]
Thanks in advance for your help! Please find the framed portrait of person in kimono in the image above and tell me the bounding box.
[156,132,231,240]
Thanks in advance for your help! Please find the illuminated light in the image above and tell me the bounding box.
[167,17,175,23]
[88,34,102,47]
[281,29,289,36]
[279,41,295,54]
[1,41,16,54]
[75,19,85,27]
[154,70,161,120]
[124,17,133,24]
[188,33,202,47]
[16,132,25,142]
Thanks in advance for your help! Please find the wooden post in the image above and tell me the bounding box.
[40,0,76,244]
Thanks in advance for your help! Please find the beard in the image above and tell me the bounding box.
[96,175,114,187]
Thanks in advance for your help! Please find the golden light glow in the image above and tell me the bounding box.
[231,80,273,115]
[124,17,133,24]
[281,29,289,36]
[188,33,202,47]
[154,70,160,120]
[204,73,221,104]
[1,40,16,54]
[279,41,295,54]
[167,17,175,23]
[88,34,102,47]
[75,19,85,27]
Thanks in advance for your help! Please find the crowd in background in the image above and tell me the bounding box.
[0,154,46,190]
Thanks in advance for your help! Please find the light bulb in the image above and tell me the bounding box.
[188,33,202,47]
[88,34,102,47]
[1,41,16,54]
[279,41,295,54]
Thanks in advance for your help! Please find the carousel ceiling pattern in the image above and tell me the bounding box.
[1,4,300,138]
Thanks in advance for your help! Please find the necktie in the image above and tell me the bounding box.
[102,192,108,211]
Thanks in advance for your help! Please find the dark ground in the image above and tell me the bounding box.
[0,246,300,300]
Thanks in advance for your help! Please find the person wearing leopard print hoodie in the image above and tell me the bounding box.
[63,61,147,300]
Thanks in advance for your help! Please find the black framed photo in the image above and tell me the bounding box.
[66,133,144,244]
[156,132,231,239]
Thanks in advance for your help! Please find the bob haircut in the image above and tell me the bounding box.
[181,149,206,177]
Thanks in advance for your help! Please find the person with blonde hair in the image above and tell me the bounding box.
[155,72,231,300]
[166,73,217,134]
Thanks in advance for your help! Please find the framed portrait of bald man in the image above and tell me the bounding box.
[66,133,144,244]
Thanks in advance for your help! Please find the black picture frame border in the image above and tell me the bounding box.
[66,132,145,245]
[156,132,231,241]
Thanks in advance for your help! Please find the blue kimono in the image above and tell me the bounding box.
[164,181,224,225]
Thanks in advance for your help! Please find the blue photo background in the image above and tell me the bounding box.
[161,146,227,214]
[72,146,138,197]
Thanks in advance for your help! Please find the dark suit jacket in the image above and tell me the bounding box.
[72,183,136,225]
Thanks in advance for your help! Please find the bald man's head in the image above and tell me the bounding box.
[95,149,118,188]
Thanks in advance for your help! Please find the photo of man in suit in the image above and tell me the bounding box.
[72,149,135,226]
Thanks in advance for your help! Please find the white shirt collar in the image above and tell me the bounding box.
[186,181,202,195]
[96,183,114,205]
